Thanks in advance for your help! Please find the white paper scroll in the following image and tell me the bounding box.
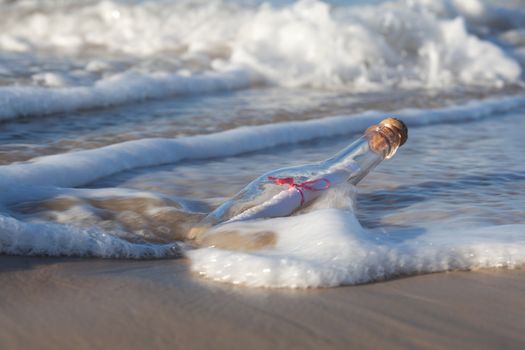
[224,160,360,224]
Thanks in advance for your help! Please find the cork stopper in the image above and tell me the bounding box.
[366,117,408,159]
[379,117,408,146]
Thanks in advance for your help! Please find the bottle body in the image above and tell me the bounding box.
[191,118,407,234]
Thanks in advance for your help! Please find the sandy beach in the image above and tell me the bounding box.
[0,256,523,350]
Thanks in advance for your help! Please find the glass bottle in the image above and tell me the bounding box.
[189,118,407,237]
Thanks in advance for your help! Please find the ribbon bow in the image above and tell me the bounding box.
[268,176,331,206]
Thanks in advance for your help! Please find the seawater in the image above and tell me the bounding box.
[0,0,525,288]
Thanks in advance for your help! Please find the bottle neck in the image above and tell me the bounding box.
[322,123,403,185]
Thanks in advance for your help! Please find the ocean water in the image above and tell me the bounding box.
[1,0,525,288]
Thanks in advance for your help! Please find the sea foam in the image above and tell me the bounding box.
[0,213,179,259]
[188,208,525,288]
[0,0,523,120]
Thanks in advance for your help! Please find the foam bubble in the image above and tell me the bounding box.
[188,208,525,288]
[229,0,521,89]
[0,213,180,258]
[0,69,256,121]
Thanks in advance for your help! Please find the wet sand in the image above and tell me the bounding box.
[0,256,523,350]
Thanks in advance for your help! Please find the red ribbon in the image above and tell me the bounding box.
[268,176,331,206]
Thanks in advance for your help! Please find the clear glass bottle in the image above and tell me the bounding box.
[189,118,407,237]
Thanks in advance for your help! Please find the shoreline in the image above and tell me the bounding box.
[1,255,523,350]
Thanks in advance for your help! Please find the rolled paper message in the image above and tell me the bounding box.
[223,161,359,224]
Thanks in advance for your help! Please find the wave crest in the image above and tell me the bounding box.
[0,0,523,118]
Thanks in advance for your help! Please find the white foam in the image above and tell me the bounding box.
[0,0,523,120]
[0,213,179,258]
[188,208,525,288]
[229,0,521,89]
[0,69,255,121]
